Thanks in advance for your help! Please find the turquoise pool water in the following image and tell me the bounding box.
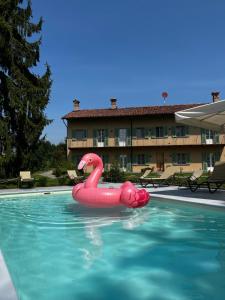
[0,193,225,300]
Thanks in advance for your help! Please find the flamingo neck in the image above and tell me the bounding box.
[85,160,103,188]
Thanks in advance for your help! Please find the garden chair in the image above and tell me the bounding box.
[188,161,225,193]
[140,166,179,188]
[18,171,34,188]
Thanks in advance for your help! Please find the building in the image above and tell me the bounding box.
[62,93,225,173]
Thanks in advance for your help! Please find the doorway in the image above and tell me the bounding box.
[156,152,165,171]
[205,152,215,172]
[97,129,105,147]
[119,129,127,146]
[119,155,127,172]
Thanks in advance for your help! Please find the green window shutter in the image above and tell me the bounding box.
[201,129,206,144]
[104,154,109,171]
[93,129,97,146]
[145,154,151,164]
[172,153,177,165]
[151,127,156,139]
[144,128,149,139]
[72,130,76,139]
[71,152,76,162]
[202,152,207,171]
[164,126,168,137]
[127,155,131,172]
[132,128,136,138]
[202,162,208,172]
[133,154,137,165]
[185,126,189,136]
[115,128,119,146]
[171,126,176,137]
[104,129,108,146]
[105,154,109,164]
[214,151,221,162]
[186,153,191,164]
[127,128,131,146]
[214,132,219,144]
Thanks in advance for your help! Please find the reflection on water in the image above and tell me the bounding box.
[66,203,149,268]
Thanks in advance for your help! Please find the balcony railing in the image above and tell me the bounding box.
[67,134,225,148]
[115,137,131,147]
[93,138,108,147]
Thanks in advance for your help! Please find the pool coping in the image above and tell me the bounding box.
[0,251,18,300]
[0,186,71,198]
[152,193,225,208]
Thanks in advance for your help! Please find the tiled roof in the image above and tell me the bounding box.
[62,103,205,120]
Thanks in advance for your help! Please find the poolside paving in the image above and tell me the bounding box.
[146,185,225,208]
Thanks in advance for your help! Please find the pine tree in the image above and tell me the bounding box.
[0,0,52,177]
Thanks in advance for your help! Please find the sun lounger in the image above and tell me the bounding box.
[176,169,204,187]
[140,166,179,188]
[188,162,225,193]
[139,167,154,186]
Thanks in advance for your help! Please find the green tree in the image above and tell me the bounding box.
[0,0,52,177]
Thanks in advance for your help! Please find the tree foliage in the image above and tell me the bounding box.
[0,0,52,177]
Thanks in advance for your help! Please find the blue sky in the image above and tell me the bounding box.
[32,0,225,144]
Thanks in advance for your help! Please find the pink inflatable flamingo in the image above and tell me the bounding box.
[72,153,150,208]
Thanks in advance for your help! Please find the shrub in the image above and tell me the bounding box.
[103,163,125,183]
[53,166,67,177]
[36,176,47,187]
[58,177,68,186]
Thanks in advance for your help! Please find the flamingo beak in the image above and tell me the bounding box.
[78,160,86,170]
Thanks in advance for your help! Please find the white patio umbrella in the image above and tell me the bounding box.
[175,100,225,132]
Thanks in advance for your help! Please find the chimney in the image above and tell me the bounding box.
[110,98,117,109]
[211,92,220,103]
[73,99,80,111]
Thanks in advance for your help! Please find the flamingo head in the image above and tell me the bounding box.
[78,153,103,170]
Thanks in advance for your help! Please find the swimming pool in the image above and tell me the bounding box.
[0,193,225,300]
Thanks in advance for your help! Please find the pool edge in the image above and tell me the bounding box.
[0,250,18,300]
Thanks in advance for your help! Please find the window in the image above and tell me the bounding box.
[97,129,106,143]
[205,129,214,140]
[201,129,219,144]
[115,128,131,146]
[202,151,221,171]
[172,126,189,137]
[177,153,187,165]
[134,154,151,165]
[93,129,108,147]
[136,128,144,139]
[176,126,186,137]
[172,153,190,165]
[137,154,145,165]
[156,127,164,138]
[72,129,87,140]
